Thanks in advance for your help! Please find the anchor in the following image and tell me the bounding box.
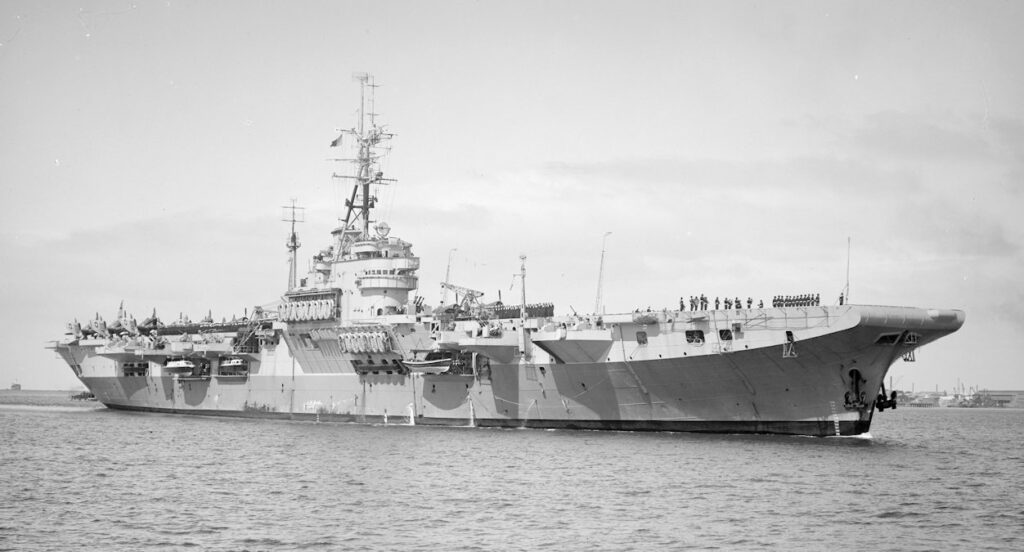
[844,368,867,410]
[875,381,898,412]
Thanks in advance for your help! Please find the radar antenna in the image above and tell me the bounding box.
[331,73,397,249]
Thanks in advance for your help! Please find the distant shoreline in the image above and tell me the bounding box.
[0,389,99,408]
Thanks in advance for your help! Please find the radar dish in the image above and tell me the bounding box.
[375,222,391,238]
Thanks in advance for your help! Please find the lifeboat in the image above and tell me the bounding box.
[398,350,458,374]
[220,357,246,368]
[399,358,452,374]
[165,358,196,373]
[217,357,249,377]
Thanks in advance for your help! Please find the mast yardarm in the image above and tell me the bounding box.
[332,73,396,252]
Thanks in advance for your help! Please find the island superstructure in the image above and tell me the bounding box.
[46,74,965,436]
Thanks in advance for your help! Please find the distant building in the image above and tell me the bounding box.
[986,390,1024,408]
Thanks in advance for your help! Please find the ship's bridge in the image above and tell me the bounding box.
[334,237,419,285]
[355,270,419,291]
[323,231,421,320]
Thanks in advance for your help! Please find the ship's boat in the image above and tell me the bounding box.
[164,359,195,372]
[216,357,249,377]
[400,349,476,375]
[400,358,452,375]
[44,74,965,436]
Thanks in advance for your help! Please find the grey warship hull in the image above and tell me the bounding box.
[50,304,963,437]
[46,74,964,437]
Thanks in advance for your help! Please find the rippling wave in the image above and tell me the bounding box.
[1,392,1022,551]
[0,404,104,413]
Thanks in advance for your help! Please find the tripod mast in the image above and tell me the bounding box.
[332,73,396,248]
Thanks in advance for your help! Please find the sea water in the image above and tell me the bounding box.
[1,390,1022,551]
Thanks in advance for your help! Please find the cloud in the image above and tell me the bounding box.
[1,211,288,322]
[988,115,1024,155]
[903,200,1020,260]
[846,110,994,163]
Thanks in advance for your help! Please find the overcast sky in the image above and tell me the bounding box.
[2,0,1022,392]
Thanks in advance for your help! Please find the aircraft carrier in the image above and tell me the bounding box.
[46,74,965,436]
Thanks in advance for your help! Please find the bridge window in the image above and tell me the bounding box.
[636,331,648,345]
[685,330,704,344]
[719,329,733,341]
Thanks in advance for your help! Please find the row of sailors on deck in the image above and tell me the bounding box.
[678,293,826,311]
[773,294,820,307]
[680,295,764,311]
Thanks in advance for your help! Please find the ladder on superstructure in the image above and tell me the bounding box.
[233,316,264,355]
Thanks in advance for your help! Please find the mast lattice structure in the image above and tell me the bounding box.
[332,73,396,254]
[282,198,305,291]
